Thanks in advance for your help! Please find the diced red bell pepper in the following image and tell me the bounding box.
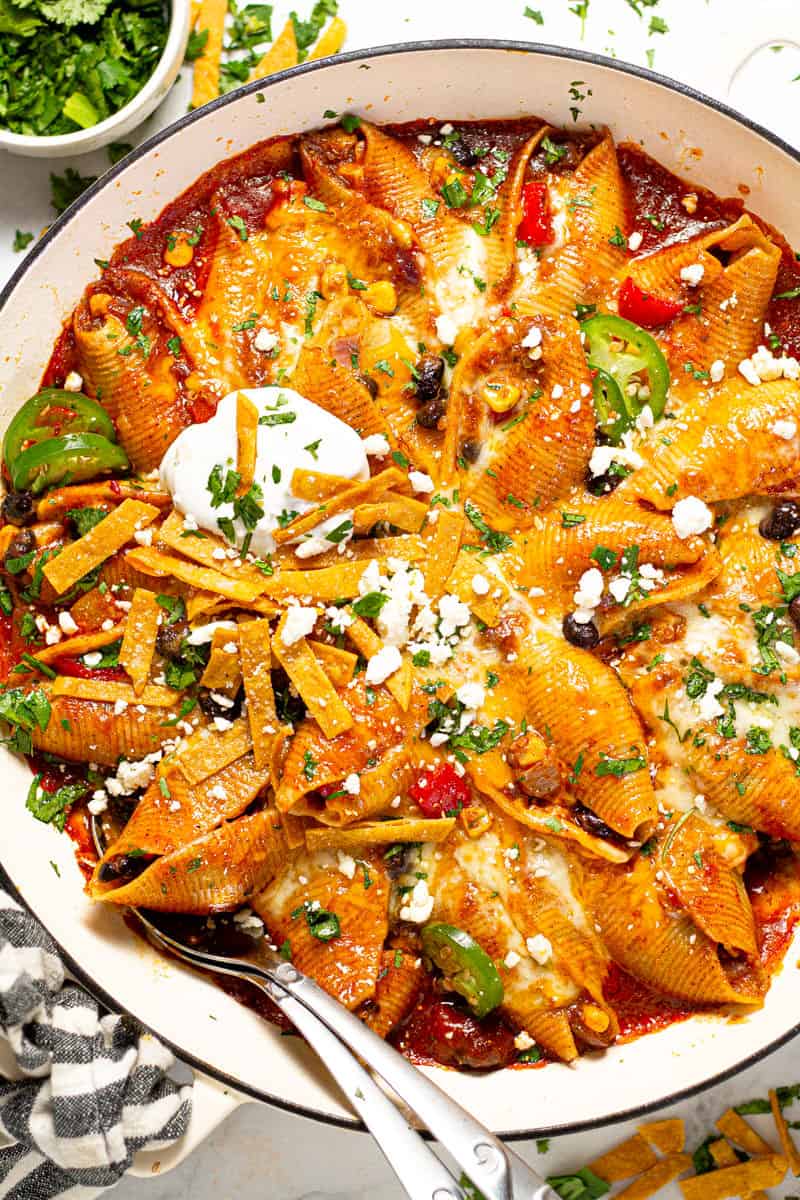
[517,181,554,248]
[409,762,470,818]
[618,277,683,328]
[51,655,128,682]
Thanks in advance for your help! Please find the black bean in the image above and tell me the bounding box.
[759,500,800,542]
[357,372,378,399]
[572,803,622,844]
[97,854,150,882]
[414,354,445,402]
[586,468,623,497]
[416,396,446,429]
[1,490,35,527]
[562,612,600,649]
[460,438,482,464]
[790,597,800,629]
[198,686,243,721]
[448,138,480,168]
[5,528,36,563]
[155,621,187,661]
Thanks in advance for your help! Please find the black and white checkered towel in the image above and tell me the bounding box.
[0,887,193,1198]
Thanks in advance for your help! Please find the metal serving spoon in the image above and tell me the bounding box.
[91,817,558,1200]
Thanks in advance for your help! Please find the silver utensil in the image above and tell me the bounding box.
[92,819,558,1200]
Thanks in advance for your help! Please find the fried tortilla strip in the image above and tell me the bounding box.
[308,15,346,58]
[423,509,464,600]
[275,535,424,571]
[305,818,456,851]
[679,1155,786,1199]
[126,546,264,602]
[158,512,267,584]
[353,495,428,534]
[708,1140,768,1200]
[446,550,509,626]
[36,481,170,522]
[589,1133,658,1182]
[236,392,259,492]
[199,628,241,693]
[271,468,406,545]
[637,1119,685,1154]
[272,615,354,737]
[345,615,411,710]
[51,676,178,707]
[309,641,358,688]
[616,1154,692,1199]
[32,622,126,666]
[262,561,386,603]
[119,588,160,695]
[248,17,297,81]
[176,720,253,785]
[716,1109,776,1156]
[770,1088,800,1175]
[191,0,226,107]
[44,499,160,595]
[238,617,279,767]
[291,469,359,502]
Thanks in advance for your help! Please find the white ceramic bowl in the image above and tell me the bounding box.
[0,0,191,158]
[3,40,800,1160]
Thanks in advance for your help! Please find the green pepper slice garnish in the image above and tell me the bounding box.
[421,922,504,1018]
[3,389,117,474]
[591,368,629,445]
[582,314,670,442]
[10,433,130,495]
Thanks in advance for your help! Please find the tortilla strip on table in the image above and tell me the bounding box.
[191,0,226,107]
[44,499,160,595]
[248,17,297,81]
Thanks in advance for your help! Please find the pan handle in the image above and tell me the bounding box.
[127,1071,247,1179]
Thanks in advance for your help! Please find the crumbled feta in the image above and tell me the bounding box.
[504,951,521,969]
[471,573,490,596]
[588,438,643,477]
[521,325,543,350]
[365,644,402,685]
[628,231,643,252]
[281,606,318,645]
[106,758,156,797]
[418,133,433,145]
[608,576,631,603]
[437,593,471,637]
[63,371,84,392]
[635,404,654,433]
[82,651,102,667]
[43,626,61,646]
[680,263,705,286]
[671,495,713,539]
[514,1031,535,1051]
[709,359,725,384]
[253,328,280,353]
[456,682,485,710]
[399,878,434,923]
[295,537,331,559]
[337,851,356,879]
[233,908,265,933]
[409,471,434,493]
[695,678,725,721]
[87,793,108,815]
[343,773,361,795]
[325,605,353,633]
[435,314,458,345]
[439,123,454,135]
[362,434,391,457]
[770,418,797,441]
[574,567,604,611]
[551,383,564,400]
[526,934,553,965]
[739,345,800,386]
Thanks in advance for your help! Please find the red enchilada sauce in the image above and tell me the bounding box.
[31,117,800,1071]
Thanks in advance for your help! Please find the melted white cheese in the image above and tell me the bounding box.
[160,387,369,556]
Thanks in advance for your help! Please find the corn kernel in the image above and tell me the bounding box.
[364,280,397,315]
[388,217,414,249]
[483,381,521,414]
[89,292,112,317]
[164,232,195,268]
[460,804,493,839]
[582,1003,610,1034]
[320,262,348,299]
[430,155,451,187]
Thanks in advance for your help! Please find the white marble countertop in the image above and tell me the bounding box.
[3,1,800,1196]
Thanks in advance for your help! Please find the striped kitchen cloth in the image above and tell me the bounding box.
[0,887,193,1199]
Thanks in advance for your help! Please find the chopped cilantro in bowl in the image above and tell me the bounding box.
[0,0,176,142]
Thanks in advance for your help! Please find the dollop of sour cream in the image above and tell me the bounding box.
[160,387,369,557]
